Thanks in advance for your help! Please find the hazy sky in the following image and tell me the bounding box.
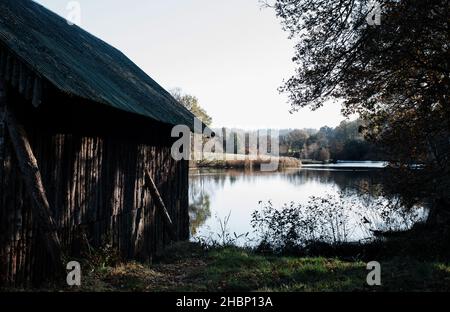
[34,0,346,129]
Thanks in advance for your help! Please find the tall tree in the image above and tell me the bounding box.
[269,0,450,219]
[285,129,309,153]
[171,88,213,127]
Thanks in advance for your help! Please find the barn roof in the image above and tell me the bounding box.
[0,0,198,130]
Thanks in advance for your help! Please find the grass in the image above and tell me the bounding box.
[199,247,367,292]
[5,224,450,292]
[191,153,301,169]
[72,242,450,292]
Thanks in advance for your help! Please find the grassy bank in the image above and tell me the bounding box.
[190,153,301,169]
[6,225,450,292]
[66,241,450,292]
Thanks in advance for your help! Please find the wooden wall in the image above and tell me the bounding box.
[0,96,189,287]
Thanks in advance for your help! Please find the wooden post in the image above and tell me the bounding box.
[144,169,177,240]
[0,79,64,277]
[0,80,5,228]
[0,82,5,180]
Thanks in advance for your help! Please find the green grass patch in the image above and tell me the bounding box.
[75,243,450,292]
[202,247,367,291]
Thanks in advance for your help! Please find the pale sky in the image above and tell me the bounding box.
[34,0,346,129]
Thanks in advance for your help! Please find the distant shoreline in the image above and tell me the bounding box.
[189,155,389,170]
[189,153,301,170]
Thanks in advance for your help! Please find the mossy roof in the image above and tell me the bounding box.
[0,0,197,129]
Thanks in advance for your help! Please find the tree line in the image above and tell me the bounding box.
[279,119,382,161]
[171,89,382,162]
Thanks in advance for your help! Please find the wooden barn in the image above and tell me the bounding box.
[0,0,197,286]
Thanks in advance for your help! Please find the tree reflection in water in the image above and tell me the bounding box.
[188,167,427,244]
[189,193,211,236]
[189,171,211,236]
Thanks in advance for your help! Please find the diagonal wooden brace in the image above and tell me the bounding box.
[0,79,64,276]
[144,169,177,241]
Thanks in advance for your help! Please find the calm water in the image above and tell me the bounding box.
[188,162,427,245]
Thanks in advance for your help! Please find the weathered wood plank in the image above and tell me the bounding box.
[0,106,189,285]
[0,79,5,181]
[0,79,64,278]
[144,169,176,240]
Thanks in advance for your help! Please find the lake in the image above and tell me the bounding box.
[188,162,427,246]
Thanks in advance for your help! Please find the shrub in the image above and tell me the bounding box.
[251,195,353,253]
[251,192,427,253]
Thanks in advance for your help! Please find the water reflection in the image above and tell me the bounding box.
[189,180,211,236]
[188,166,426,244]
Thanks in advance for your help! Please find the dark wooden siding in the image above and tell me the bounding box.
[0,110,189,287]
